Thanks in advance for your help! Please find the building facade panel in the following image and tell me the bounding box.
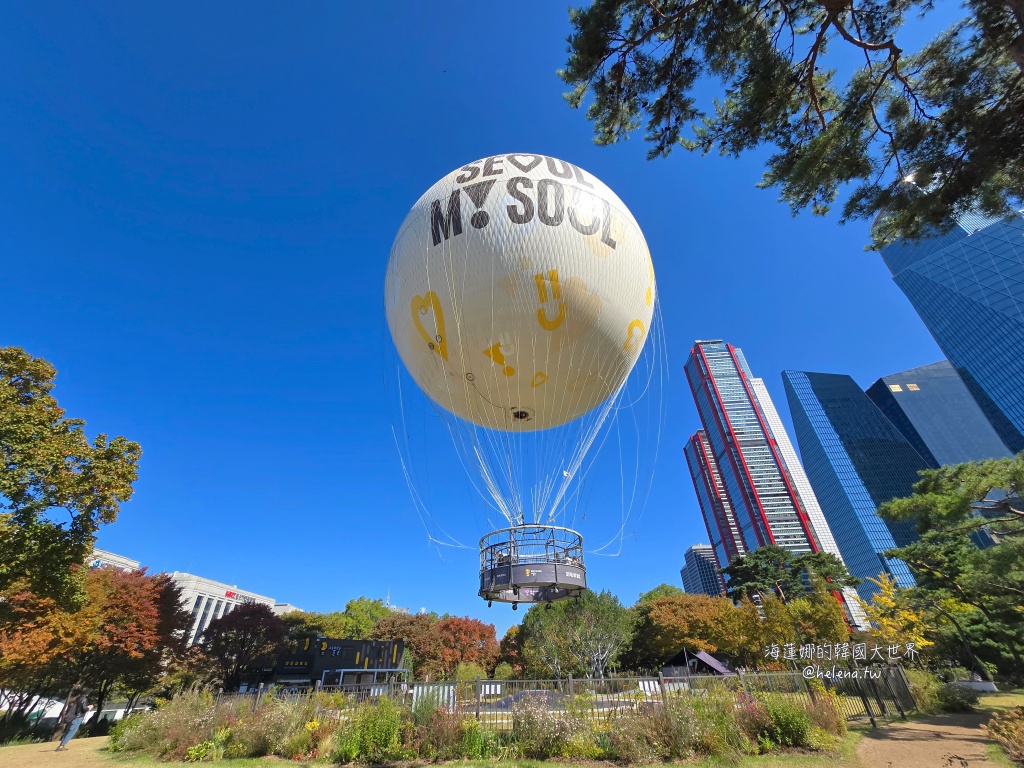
[880,214,1024,452]
[782,371,926,601]
[685,341,815,557]
[866,360,1012,467]
[171,572,278,646]
[748,378,868,628]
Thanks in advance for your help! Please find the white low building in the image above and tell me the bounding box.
[90,549,301,646]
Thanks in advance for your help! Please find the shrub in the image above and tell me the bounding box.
[411,686,447,727]
[805,681,847,737]
[356,697,408,764]
[605,710,663,765]
[905,668,944,714]
[460,715,489,759]
[108,712,153,752]
[493,662,513,680]
[686,688,749,756]
[937,682,979,712]
[735,695,775,752]
[759,694,812,748]
[806,726,840,752]
[417,708,464,761]
[183,741,217,762]
[330,720,362,764]
[986,706,1024,764]
[510,691,570,759]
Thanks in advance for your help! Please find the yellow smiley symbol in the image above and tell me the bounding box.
[410,291,448,361]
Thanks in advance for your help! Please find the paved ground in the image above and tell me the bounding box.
[857,712,1003,768]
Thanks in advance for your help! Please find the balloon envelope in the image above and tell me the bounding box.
[385,154,655,432]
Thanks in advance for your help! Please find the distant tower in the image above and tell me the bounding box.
[866,360,1013,468]
[782,370,928,601]
[878,212,1024,453]
[680,544,726,597]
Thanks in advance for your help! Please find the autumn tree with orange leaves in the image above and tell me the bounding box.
[0,566,190,727]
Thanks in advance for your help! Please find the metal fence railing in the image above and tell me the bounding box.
[215,666,916,729]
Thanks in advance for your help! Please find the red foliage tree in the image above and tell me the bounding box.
[372,612,437,679]
[200,602,286,691]
[432,617,499,679]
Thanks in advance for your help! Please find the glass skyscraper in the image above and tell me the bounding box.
[684,430,746,571]
[684,341,817,556]
[879,212,1024,453]
[686,343,866,626]
[782,371,928,601]
[866,360,1013,468]
[680,544,726,597]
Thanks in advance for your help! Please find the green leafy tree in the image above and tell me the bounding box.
[721,546,799,602]
[0,347,141,609]
[721,546,859,602]
[340,597,391,639]
[560,0,1024,243]
[788,580,850,645]
[857,573,934,653]
[637,583,685,604]
[879,456,1024,681]
[519,602,575,678]
[519,591,633,678]
[716,597,795,669]
[279,597,392,644]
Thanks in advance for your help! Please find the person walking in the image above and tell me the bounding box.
[55,688,93,751]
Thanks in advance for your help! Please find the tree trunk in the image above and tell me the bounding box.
[1005,1,1024,71]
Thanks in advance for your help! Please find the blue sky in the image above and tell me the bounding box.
[1,2,961,636]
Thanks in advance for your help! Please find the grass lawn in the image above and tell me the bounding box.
[0,731,867,768]
[978,688,1024,767]
[979,688,1024,714]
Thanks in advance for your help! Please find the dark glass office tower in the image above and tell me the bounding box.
[782,371,928,601]
[879,213,1024,453]
[680,544,726,597]
[867,360,1013,468]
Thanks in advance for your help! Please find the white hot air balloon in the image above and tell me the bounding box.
[385,153,659,607]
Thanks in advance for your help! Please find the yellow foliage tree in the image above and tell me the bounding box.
[858,574,933,652]
[789,582,850,646]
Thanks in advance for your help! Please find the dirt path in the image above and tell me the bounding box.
[857,712,1002,768]
[0,736,119,768]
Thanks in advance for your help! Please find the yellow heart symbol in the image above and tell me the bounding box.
[531,372,548,388]
[410,291,448,361]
